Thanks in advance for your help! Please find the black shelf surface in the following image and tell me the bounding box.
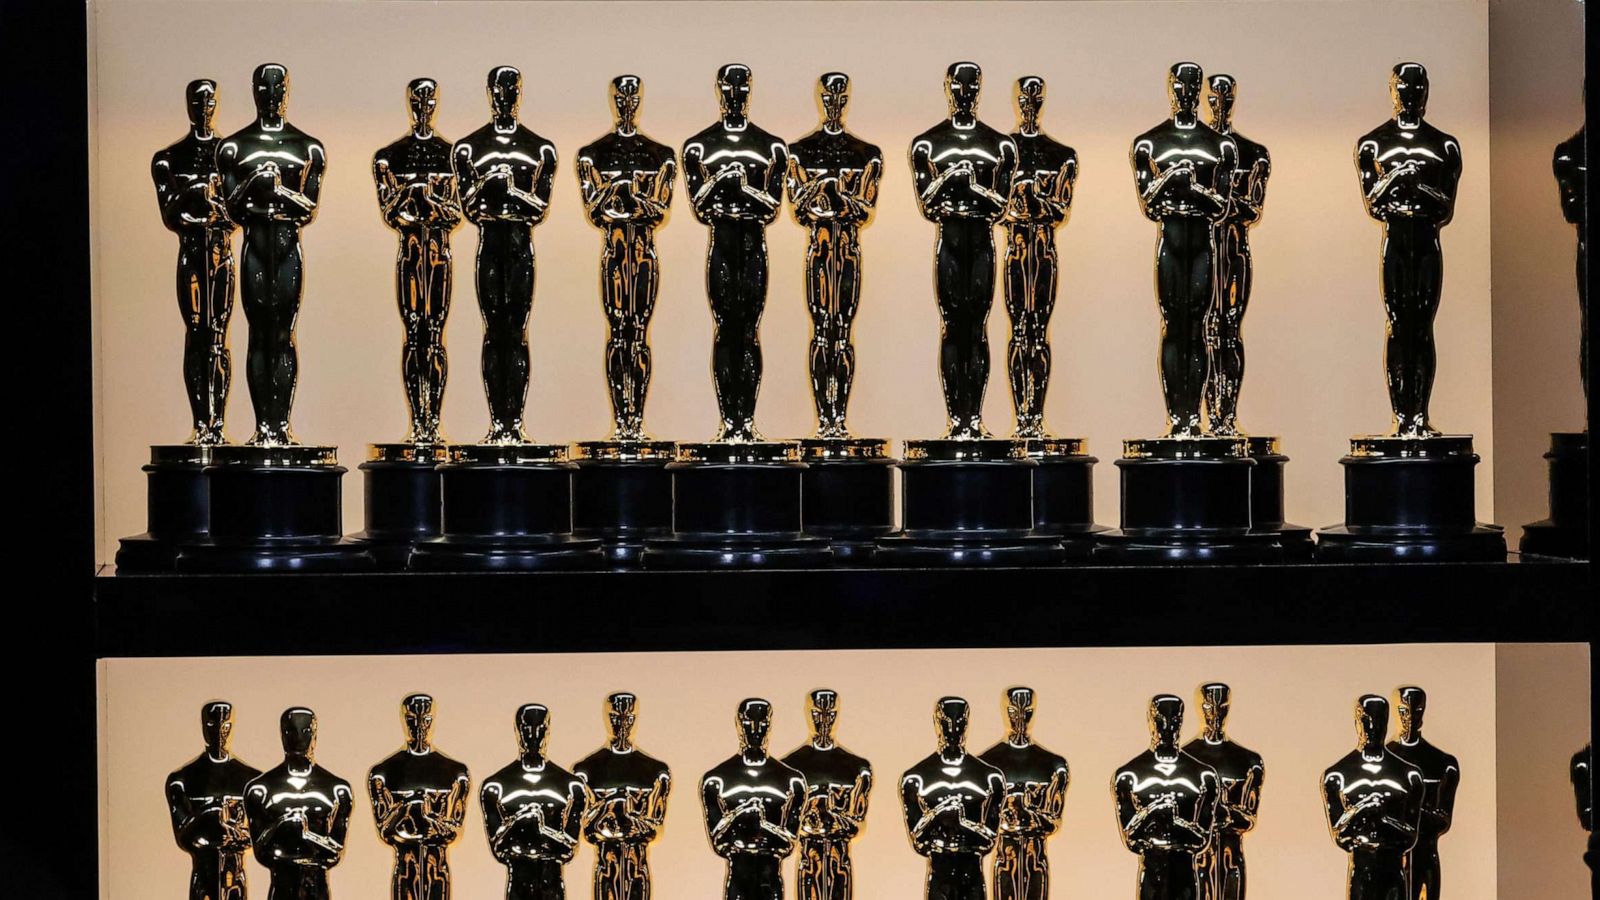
[95,557,1592,658]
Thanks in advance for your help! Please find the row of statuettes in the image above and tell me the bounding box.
[147,56,1565,460]
[159,685,1564,900]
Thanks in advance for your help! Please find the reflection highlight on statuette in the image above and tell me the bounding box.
[701,698,807,900]
[910,62,1019,442]
[979,687,1068,900]
[244,708,354,900]
[153,79,235,448]
[1112,694,1219,900]
[1002,78,1077,442]
[367,693,471,900]
[482,704,589,900]
[787,73,883,443]
[1321,695,1423,900]
[574,692,672,900]
[782,689,874,900]
[577,77,677,446]
[1354,62,1462,439]
[166,701,260,900]
[683,65,790,445]
[901,696,1006,900]
[373,79,461,451]
[453,66,558,446]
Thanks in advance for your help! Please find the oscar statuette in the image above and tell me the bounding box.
[644,64,829,568]
[177,63,372,572]
[570,75,679,567]
[1316,63,1505,561]
[787,72,897,562]
[1095,62,1279,564]
[997,75,1105,556]
[411,66,601,571]
[877,62,1062,566]
[119,79,235,571]
[347,78,460,569]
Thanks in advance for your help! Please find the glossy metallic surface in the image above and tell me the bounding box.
[1113,694,1220,900]
[167,701,261,900]
[978,687,1068,900]
[1321,695,1424,900]
[1385,687,1458,900]
[154,79,236,447]
[1355,63,1462,439]
[1203,75,1269,438]
[578,76,677,444]
[901,697,1006,900]
[217,63,326,448]
[453,66,558,445]
[684,65,789,443]
[782,689,874,900]
[788,73,883,442]
[1002,78,1076,441]
[702,699,807,900]
[1553,123,1586,400]
[374,78,461,449]
[482,704,590,900]
[574,692,672,900]
[367,694,471,900]
[1131,62,1237,440]
[910,63,1019,441]
[1181,684,1263,900]
[244,708,354,900]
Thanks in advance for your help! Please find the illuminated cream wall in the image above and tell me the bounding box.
[89,0,1496,560]
[100,643,1562,900]
[1486,0,1587,546]
[1494,643,1593,899]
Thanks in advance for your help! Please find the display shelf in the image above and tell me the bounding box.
[94,556,1592,658]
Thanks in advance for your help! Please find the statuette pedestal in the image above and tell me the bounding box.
[116,446,214,572]
[799,438,896,564]
[347,443,446,570]
[1317,435,1505,561]
[1026,437,1104,560]
[572,440,676,567]
[411,443,601,571]
[1520,431,1589,559]
[645,442,829,569]
[878,439,1060,566]
[1096,436,1280,563]
[177,445,373,572]
[1245,436,1313,559]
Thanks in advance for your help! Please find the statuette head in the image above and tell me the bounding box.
[1391,62,1429,118]
[280,706,316,757]
[716,64,752,119]
[945,61,982,117]
[736,697,772,752]
[201,700,233,756]
[252,63,289,119]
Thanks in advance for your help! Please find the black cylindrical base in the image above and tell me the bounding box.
[877,459,1062,566]
[803,458,896,539]
[1317,453,1506,562]
[1096,455,1274,564]
[1248,450,1315,560]
[1520,433,1589,560]
[644,461,830,569]
[573,459,675,567]
[177,465,373,573]
[411,462,602,571]
[116,459,209,572]
[1031,454,1105,559]
[346,459,442,570]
